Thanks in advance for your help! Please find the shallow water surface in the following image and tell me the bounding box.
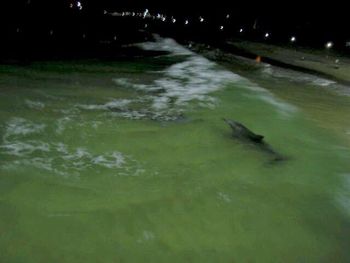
[1,38,350,262]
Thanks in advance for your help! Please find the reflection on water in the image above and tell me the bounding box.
[0,37,350,262]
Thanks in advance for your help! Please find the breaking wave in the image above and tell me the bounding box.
[263,64,336,86]
[78,37,296,120]
[261,64,350,96]
[135,35,193,56]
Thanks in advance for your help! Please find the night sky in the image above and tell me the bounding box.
[1,0,349,61]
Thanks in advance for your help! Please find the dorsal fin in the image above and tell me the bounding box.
[249,133,264,142]
[223,118,265,143]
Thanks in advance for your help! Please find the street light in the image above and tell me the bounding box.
[325,41,333,49]
[77,1,82,10]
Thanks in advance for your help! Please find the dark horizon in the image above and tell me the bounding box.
[1,0,349,61]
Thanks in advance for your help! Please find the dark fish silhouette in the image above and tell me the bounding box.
[223,118,286,162]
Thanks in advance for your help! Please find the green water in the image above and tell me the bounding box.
[1,39,350,262]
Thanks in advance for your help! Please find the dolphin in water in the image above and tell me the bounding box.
[223,118,286,162]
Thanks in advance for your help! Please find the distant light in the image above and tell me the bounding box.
[290,36,296,42]
[77,1,82,10]
[132,12,135,16]
[185,19,189,25]
[49,30,54,36]
[220,25,224,31]
[188,43,192,48]
[264,33,270,38]
[122,12,125,16]
[226,14,230,19]
[239,28,243,33]
[199,17,204,23]
[172,18,176,23]
[69,3,73,8]
[144,24,148,28]
[103,10,107,15]
[346,41,350,47]
[16,28,20,33]
[157,13,161,18]
[143,8,149,18]
[82,34,86,39]
[325,41,333,49]
[162,17,166,22]
[114,35,117,41]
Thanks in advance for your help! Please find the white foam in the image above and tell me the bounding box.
[55,108,80,115]
[110,55,241,118]
[0,141,50,156]
[77,99,132,111]
[91,152,126,168]
[139,37,296,116]
[54,142,69,154]
[25,99,45,110]
[3,118,46,141]
[260,64,350,96]
[262,64,337,86]
[114,78,149,90]
[136,35,193,56]
[150,56,238,107]
[0,138,144,177]
[56,116,72,135]
[311,78,336,87]
[109,109,150,120]
[217,192,232,203]
[63,147,92,160]
[78,36,297,120]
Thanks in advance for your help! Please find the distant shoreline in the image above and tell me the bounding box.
[187,39,350,86]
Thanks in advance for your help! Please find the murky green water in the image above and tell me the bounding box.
[1,38,350,262]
